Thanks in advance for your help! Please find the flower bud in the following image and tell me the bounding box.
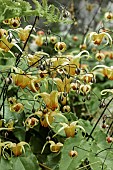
[69,150,78,157]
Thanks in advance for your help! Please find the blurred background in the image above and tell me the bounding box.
[25,0,113,35]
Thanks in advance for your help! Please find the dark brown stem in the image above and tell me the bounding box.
[87,97,113,141]
[15,16,39,67]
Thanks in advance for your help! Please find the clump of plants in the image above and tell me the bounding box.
[0,0,113,170]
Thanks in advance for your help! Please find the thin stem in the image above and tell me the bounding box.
[106,121,113,135]
[96,147,113,156]
[81,0,103,45]
[101,143,113,170]
[15,16,39,67]
[73,145,91,153]
[87,97,113,141]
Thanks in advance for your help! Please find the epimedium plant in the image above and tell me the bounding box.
[0,0,113,170]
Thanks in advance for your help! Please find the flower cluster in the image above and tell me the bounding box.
[0,4,113,167]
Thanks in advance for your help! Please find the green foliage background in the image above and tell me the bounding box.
[0,0,113,170]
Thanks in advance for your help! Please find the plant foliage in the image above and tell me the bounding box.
[0,0,113,170]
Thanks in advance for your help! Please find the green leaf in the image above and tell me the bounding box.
[12,150,39,170]
[45,152,61,170]
[32,0,72,23]
[0,157,12,170]
[13,126,26,141]
[88,155,102,170]
[59,134,86,170]
[0,0,32,21]
[0,149,39,170]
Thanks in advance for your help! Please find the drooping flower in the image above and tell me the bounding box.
[11,67,30,88]
[81,73,95,84]
[103,66,113,80]
[10,103,24,113]
[84,32,112,46]
[27,51,49,67]
[0,29,14,52]
[104,12,113,21]
[54,77,72,93]
[33,109,63,128]
[53,121,85,138]
[3,17,20,28]
[50,36,57,44]
[41,140,63,154]
[34,91,59,111]
[17,25,33,42]
[11,67,41,92]
[95,52,105,61]
[39,110,55,128]
[62,105,71,112]
[80,84,91,95]
[24,117,39,131]
[11,142,29,156]
[54,42,67,52]
[62,50,90,76]
[0,141,29,158]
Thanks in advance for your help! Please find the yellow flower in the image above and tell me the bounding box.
[54,77,72,93]
[62,105,70,112]
[1,141,29,158]
[10,103,24,113]
[64,123,76,137]
[3,17,20,28]
[80,84,91,95]
[54,42,67,52]
[58,93,67,105]
[8,97,17,105]
[11,67,41,92]
[35,109,67,128]
[28,78,41,92]
[27,51,49,67]
[50,36,57,44]
[84,32,112,46]
[12,144,23,156]
[62,50,90,76]
[82,73,94,83]
[92,64,113,81]
[104,12,113,21]
[17,25,32,42]
[9,17,20,28]
[41,140,63,154]
[24,117,39,130]
[103,66,113,80]
[52,57,69,68]
[95,52,105,61]
[38,70,48,79]
[79,44,87,50]
[94,65,113,80]
[11,67,31,88]
[70,80,81,91]
[40,111,55,128]
[0,119,15,132]
[0,29,13,52]
[35,36,43,46]
[53,121,85,138]
[34,91,59,111]
[50,141,63,152]
[43,56,69,77]
[5,119,15,131]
